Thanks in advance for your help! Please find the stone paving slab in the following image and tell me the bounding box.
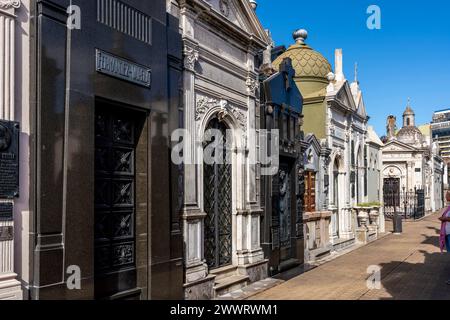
[249,213,450,300]
[216,278,285,300]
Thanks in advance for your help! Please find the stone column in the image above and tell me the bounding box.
[181,40,210,288]
[0,0,22,300]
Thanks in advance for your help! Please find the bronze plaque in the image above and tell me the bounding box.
[0,203,13,221]
[0,121,20,198]
[0,226,14,241]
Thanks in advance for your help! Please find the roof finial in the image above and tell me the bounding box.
[249,0,258,10]
[354,62,358,83]
[407,97,411,106]
[293,29,308,45]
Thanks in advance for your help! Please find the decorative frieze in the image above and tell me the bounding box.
[195,93,247,131]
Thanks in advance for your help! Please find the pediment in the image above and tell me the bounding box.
[204,0,269,42]
[335,82,357,111]
[382,140,417,152]
[305,134,321,154]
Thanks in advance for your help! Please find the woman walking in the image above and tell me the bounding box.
[439,191,450,285]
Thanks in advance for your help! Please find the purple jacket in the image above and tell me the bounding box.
[440,207,450,252]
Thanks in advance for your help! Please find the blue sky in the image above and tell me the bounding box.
[255,0,450,136]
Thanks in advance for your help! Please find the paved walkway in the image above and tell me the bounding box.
[250,213,450,300]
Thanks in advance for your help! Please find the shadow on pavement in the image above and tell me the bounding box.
[374,231,450,300]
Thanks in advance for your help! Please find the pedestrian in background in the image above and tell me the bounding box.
[439,191,450,285]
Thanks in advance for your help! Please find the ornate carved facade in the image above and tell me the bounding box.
[272,30,381,254]
[168,0,270,299]
[259,53,306,275]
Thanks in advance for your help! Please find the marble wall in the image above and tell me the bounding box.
[0,0,25,300]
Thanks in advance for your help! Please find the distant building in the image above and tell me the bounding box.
[382,104,445,215]
[431,109,450,188]
[431,109,450,160]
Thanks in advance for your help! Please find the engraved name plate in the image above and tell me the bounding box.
[0,120,19,198]
[96,49,152,88]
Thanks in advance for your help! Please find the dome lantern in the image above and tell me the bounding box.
[293,29,308,45]
[403,98,416,127]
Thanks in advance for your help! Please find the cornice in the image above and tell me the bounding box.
[181,0,266,50]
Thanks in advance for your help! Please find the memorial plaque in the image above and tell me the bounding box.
[0,226,14,241]
[0,203,13,221]
[0,120,20,198]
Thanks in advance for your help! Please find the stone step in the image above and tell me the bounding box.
[214,275,250,297]
[210,265,238,281]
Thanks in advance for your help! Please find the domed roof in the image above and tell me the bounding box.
[397,126,423,145]
[273,29,332,98]
[397,126,422,137]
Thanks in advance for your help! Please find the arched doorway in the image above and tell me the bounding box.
[203,118,233,270]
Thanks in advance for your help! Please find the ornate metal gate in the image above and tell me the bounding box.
[383,178,426,220]
[204,119,232,269]
[94,105,138,298]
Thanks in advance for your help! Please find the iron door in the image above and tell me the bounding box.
[204,119,232,270]
[278,162,294,262]
[384,178,400,206]
[94,105,139,299]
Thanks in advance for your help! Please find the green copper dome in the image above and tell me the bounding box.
[273,29,332,98]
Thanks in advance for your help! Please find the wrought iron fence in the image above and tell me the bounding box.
[383,187,425,220]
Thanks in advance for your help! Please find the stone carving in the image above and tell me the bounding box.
[184,45,199,71]
[0,0,20,9]
[231,108,247,132]
[345,130,351,142]
[246,77,258,95]
[219,0,230,17]
[196,96,220,121]
[195,94,247,131]
[329,124,335,135]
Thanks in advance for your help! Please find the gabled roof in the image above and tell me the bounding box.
[367,126,383,147]
[330,81,358,112]
[354,90,367,118]
[199,0,270,45]
[305,133,322,155]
